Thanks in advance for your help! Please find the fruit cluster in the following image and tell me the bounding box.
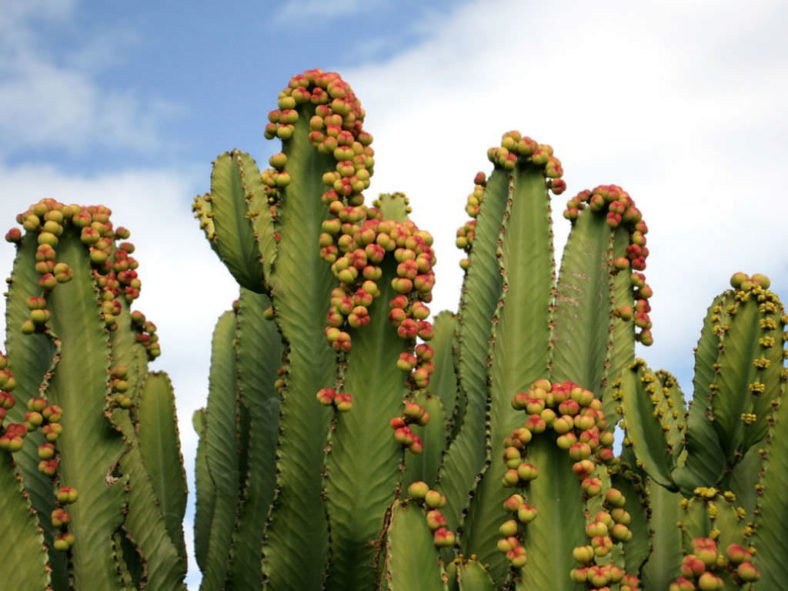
[456,132,566,270]
[261,72,438,405]
[570,489,638,590]
[499,379,639,588]
[389,401,430,455]
[315,388,352,412]
[6,199,159,359]
[321,209,436,359]
[406,481,454,548]
[262,68,373,208]
[0,353,78,551]
[669,538,760,590]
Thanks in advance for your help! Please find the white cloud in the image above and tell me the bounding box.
[0,62,166,154]
[0,0,172,156]
[345,0,788,390]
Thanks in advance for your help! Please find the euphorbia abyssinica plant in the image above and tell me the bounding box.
[1,68,784,591]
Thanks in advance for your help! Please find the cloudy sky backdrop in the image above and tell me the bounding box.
[2,1,787,587]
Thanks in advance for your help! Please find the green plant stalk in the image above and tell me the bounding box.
[3,231,67,587]
[108,305,187,590]
[459,164,555,582]
[381,500,446,591]
[258,109,338,591]
[226,289,283,589]
[196,310,241,590]
[608,453,653,582]
[322,249,409,588]
[437,169,510,533]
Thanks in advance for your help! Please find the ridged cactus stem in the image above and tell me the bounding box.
[448,557,497,590]
[322,207,413,589]
[225,289,283,589]
[194,292,284,591]
[752,340,788,586]
[319,187,438,589]
[381,500,446,591]
[194,151,271,293]
[435,168,511,532]
[639,481,683,590]
[3,231,67,586]
[619,274,785,501]
[616,361,684,490]
[257,83,342,590]
[460,160,557,582]
[402,310,458,489]
[552,184,650,427]
[195,310,241,589]
[193,70,445,589]
[670,490,759,589]
[194,142,331,591]
[615,273,786,589]
[711,277,783,456]
[607,454,653,582]
[501,380,639,590]
[107,305,187,590]
[136,372,188,570]
[25,220,127,588]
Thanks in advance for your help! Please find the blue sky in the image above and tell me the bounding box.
[1,0,458,171]
[1,1,787,588]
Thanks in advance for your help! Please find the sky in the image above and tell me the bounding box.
[1,0,787,588]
